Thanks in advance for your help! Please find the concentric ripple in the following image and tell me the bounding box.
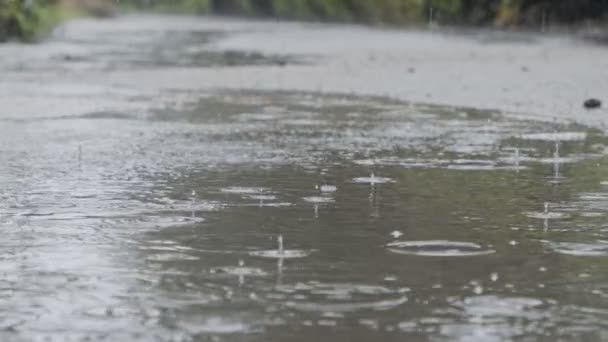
[275,282,409,313]
[386,240,495,257]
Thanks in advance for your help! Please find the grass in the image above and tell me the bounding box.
[26,5,86,41]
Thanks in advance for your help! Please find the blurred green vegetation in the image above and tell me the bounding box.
[0,0,84,41]
[124,0,608,26]
[0,0,36,40]
[3,0,608,40]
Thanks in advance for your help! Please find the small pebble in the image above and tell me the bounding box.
[584,98,602,109]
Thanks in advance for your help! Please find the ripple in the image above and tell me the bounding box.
[101,215,205,230]
[353,158,440,168]
[524,212,570,220]
[520,132,587,141]
[210,265,269,276]
[352,175,395,184]
[445,162,497,171]
[545,240,608,256]
[399,159,443,168]
[498,154,537,164]
[302,196,335,204]
[579,193,608,201]
[537,157,581,164]
[238,113,282,121]
[249,249,312,259]
[454,295,545,315]
[276,282,408,312]
[580,212,605,218]
[220,187,268,195]
[318,185,337,193]
[246,195,277,201]
[146,253,200,262]
[386,240,495,257]
[178,317,254,334]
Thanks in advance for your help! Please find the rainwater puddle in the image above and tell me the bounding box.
[4,51,608,341]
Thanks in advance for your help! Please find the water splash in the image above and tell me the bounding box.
[524,202,570,220]
[249,235,312,259]
[210,259,268,286]
[352,172,394,185]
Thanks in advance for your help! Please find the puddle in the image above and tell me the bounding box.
[3,23,608,339]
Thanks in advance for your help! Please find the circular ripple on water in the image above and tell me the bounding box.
[210,265,269,276]
[519,132,587,142]
[386,240,495,257]
[275,282,409,313]
[352,176,395,184]
[220,187,269,195]
[524,212,570,220]
[302,196,335,204]
[444,159,496,171]
[545,240,608,256]
[537,157,581,164]
[246,195,277,201]
[102,215,205,230]
[249,249,312,259]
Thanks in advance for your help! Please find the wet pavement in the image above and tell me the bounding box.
[2,14,608,342]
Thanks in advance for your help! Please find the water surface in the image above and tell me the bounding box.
[2,15,608,342]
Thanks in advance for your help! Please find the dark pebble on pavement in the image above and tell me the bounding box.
[584,98,602,109]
